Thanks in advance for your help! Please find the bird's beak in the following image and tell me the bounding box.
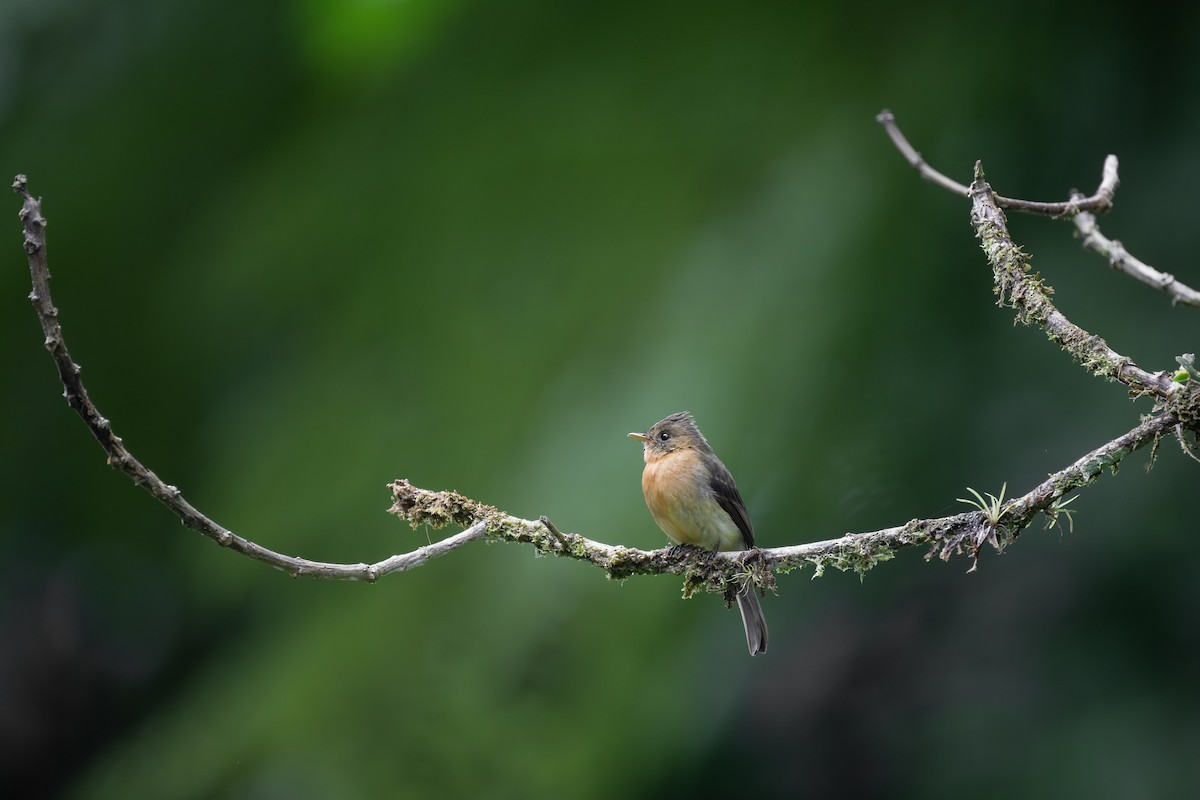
[627,432,650,442]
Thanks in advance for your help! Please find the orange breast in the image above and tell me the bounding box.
[641,451,744,551]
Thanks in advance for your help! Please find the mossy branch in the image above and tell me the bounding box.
[386,407,1178,593]
[968,162,1178,398]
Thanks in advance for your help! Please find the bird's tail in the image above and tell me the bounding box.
[736,586,769,656]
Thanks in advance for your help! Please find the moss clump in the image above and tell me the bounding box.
[808,538,896,579]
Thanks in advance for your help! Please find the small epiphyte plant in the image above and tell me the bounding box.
[1042,494,1079,536]
[957,483,1015,570]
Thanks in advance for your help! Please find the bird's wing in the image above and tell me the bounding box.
[706,454,755,549]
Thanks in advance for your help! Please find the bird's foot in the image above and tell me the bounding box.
[738,547,765,566]
[665,542,715,564]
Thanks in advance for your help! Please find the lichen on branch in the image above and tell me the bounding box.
[968,162,1176,398]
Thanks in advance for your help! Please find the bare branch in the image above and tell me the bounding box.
[12,174,484,582]
[967,163,1179,398]
[874,109,971,198]
[1073,202,1200,307]
[876,109,1118,216]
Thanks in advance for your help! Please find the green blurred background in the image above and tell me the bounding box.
[4,1,1200,797]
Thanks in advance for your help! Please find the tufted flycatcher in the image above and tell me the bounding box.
[628,411,768,655]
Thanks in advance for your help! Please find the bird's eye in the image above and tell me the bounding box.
[658,431,670,441]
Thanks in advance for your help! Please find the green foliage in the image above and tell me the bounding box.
[295,0,466,84]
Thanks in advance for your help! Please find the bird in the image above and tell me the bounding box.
[628,411,768,655]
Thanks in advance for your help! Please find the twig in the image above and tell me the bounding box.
[874,109,971,198]
[878,110,1200,308]
[967,164,1178,398]
[876,110,1118,217]
[12,174,485,582]
[1073,201,1200,307]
